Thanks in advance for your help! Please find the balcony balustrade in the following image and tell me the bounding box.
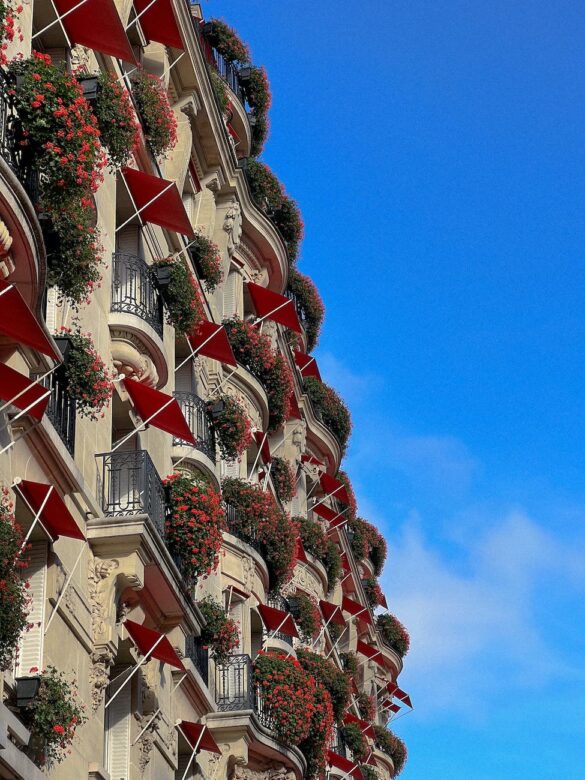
[96,449,165,535]
[214,653,275,731]
[111,252,164,337]
[284,289,307,329]
[194,23,246,104]
[33,370,76,455]
[172,391,216,461]
[185,635,209,687]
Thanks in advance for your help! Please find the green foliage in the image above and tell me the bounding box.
[341,721,369,762]
[94,71,139,168]
[303,376,352,454]
[197,596,239,664]
[287,269,325,351]
[373,725,408,776]
[296,647,350,724]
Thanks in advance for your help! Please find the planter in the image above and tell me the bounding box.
[76,75,99,102]
[15,675,41,707]
[151,265,172,290]
[238,66,252,83]
[201,22,219,46]
[206,399,225,420]
[37,213,61,258]
[53,336,72,362]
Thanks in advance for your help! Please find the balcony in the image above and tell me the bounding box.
[95,449,165,535]
[33,369,76,455]
[284,289,307,330]
[185,635,209,687]
[0,71,40,204]
[111,252,164,337]
[194,23,246,104]
[215,653,254,712]
[172,391,216,461]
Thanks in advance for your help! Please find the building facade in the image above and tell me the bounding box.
[0,2,410,779]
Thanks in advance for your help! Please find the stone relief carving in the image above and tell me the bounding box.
[89,647,115,712]
[232,765,295,780]
[0,218,14,278]
[224,198,242,256]
[241,555,254,592]
[88,558,119,639]
[70,45,91,73]
[261,319,278,348]
[110,329,159,388]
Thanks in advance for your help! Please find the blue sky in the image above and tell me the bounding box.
[212,2,585,777]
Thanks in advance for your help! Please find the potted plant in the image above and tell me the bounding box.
[303,376,352,455]
[163,474,225,586]
[376,613,410,658]
[152,258,205,336]
[93,71,140,169]
[0,488,30,673]
[131,67,177,158]
[269,456,296,503]
[206,394,252,461]
[341,721,369,762]
[356,691,376,722]
[197,596,239,665]
[372,725,407,776]
[288,592,320,644]
[362,577,384,610]
[296,648,350,724]
[202,19,251,64]
[287,269,325,351]
[57,326,112,420]
[188,233,223,292]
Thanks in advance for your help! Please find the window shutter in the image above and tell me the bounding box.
[14,542,47,677]
[44,287,59,334]
[106,679,131,780]
[175,362,193,393]
[116,225,141,256]
[223,270,237,319]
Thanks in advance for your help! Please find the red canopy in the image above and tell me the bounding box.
[134,0,183,49]
[340,552,351,574]
[356,640,384,665]
[122,168,195,237]
[295,538,309,564]
[319,600,346,627]
[312,503,340,524]
[382,701,401,713]
[395,688,413,709]
[301,453,324,467]
[124,379,196,445]
[342,596,372,625]
[187,321,237,367]
[320,473,350,505]
[0,280,61,361]
[253,431,271,464]
[341,570,358,595]
[53,0,135,61]
[287,392,302,421]
[294,350,321,381]
[177,721,221,754]
[378,592,388,610]
[0,363,50,421]
[16,480,85,541]
[343,712,375,740]
[327,750,364,780]
[258,603,298,638]
[124,620,184,670]
[247,282,302,333]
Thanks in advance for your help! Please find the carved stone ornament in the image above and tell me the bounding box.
[232,764,295,780]
[241,555,254,592]
[88,557,120,640]
[110,328,159,387]
[0,217,14,278]
[89,647,115,712]
[223,197,243,256]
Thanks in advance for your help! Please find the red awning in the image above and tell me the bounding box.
[319,600,346,627]
[121,168,195,237]
[187,321,237,367]
[320,473,350,505]
[295,538,309,564]
[343,713,375,740]
[381,700,400,713]
[342,596,372,625]
[0,363,50,421]
[327,750,364,780]
[16,480,85,540]
[395,688,413,709]
[287,392,302,421]
[328,516,347,532]
[341,570,358,595]
[312,503,339,523]
[301,453,324,467]
[340,552,351,574]
[253,431,271,464]
[177,721,221,754]
[124,378,196,445]
[247,282,302,333]
[134,0,183,49]
[386,682,398,696]
[294,350,321,381]
[124,620,184,670]
[53,0,135,62]
[258,603,298,638]
[0,280,61,360]
[356,640,384,665]
[378,592,388,610]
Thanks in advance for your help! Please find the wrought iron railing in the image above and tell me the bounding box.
[223,502,263,554]
[185,635,209,687]
[34,370,76,455]
[331,725,349,759]
[172,391,215,460]
[96,449,165,535]
[215,654,254,712]
[111,252,164,337]
[194,23,245,103]
[284,289,307,327]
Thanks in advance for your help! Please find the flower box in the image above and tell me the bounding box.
[76,74,99,102]
[53,335,72,362]
[151,264,172,290]
[206,399,225,420]
[15,675,41,707]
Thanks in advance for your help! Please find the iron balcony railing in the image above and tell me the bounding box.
[172,391,216,461]
[33,370,76,455]
[111,252,164,337]
[194,23,245,103]
[96,449,165,536]
[185,635,209,687]
[331,725,349,759]
[223,502,263,554]
[215,654,254,712]
[284,289,307,328]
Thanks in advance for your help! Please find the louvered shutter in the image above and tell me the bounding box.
[106,680,131,780]
[116,226,141,255]
[175,362,193,393]
[223,270,237,319]
[14,542,47,676]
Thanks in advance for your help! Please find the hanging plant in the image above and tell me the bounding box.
[297,515,328,559]
[197,596,239,665]
[244,65,271,113]
[270,456,296,503]
[298,678,335,780]
[289,592,320,644]
[245,160,303,264]
[303,376,352,455]
[20,666,87,767]
[250,110,269,157]
[362,577,384,610]
[339,651,358,677]
[372,725,407,776]
[152,258,205,336]
[131,68,177,158]
[206,395,252,461]
[376,613,410,658]
[221,478,297,591]
[348,517,387,576]
[58,326,112,420]
[296,648,350,724]
[287,269,325,351]
[93,71,140,169]
[163,474,225,586]
[356,691,376,722]
[223,317,293,430]
[341,721,369,762]
[0,0,22,67]
[8,53,106,305]
[336,470,357,518]
[324,540,342,592]
[205,19,251,64]
[0,488,30,672]
[208,66,229,115]
[189,232,223,292]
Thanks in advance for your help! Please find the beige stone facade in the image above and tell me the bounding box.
[0,3,407,779]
